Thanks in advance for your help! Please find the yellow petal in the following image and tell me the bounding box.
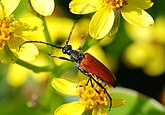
[0,2,3,12]
[127,0,154,9]
[153,16,165,43]
[103,98,126,109]
[0,2,5,19]
[108,10,120,37]
[30,0,55,16]
[121,5,154,27]
[55,101,85,115]
[1,0,20,17]
[111,99,127,108]
[92,108,108,115]
[144,54,165,76]
[89,7,115,39]
[6,63,29,87]
[13,17,44,37]
[124,43,148,67]
[8,37,39,62]
[125,23,152,42]
[69,0,103,14]
[51,78,79,96]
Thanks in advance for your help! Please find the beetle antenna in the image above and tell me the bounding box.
[66,15,80,45]
[19,41,63,50]
[66,4,94,45]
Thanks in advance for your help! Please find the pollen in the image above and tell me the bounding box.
[78,80,110,109]
[105,0,127,10]
[0,15,15,48]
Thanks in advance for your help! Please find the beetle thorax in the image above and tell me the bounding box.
[62,45,84,62]
[70,50,84,62]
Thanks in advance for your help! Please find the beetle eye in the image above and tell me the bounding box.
[62,45,72,54]
[68,45,72,49]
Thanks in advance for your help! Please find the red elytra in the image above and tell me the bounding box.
[79,53,117,87]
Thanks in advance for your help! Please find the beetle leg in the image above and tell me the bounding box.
[78,66,112,109]
[90,76,112,110]
[78,66,99,93]
[86,77,90,85]
[89,78,100,94]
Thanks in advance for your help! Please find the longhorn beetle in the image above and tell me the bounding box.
[19,18,119,110]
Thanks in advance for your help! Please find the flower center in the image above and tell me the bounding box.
[0,15,15,49]
[78,80,110,109]
[105,0,127,10]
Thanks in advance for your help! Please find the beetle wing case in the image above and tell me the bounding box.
[79,53,118,87]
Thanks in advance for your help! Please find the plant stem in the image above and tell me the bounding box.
[82,36,100,51]
[42,16,57,68]
[16,59,51,73]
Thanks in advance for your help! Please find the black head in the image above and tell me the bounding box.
[62,45,72,55]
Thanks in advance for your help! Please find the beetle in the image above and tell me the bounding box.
[19,22,119,109]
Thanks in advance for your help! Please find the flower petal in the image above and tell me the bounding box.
[55,101,85,115]
[124,43,149,67]
[1,0,20,17]
[89,7,115,39]
[153,16,165,43]
[103,98,127,109]
[13,17,44,37]
[92,108,108,115]
[127,0,154,9]
[112,99,127,108]
[8,37,39,62]
[125,23,152,42]
[7,63,29,87]
[69,0,103,14]
[143,52,165,76]
[0,2,5,19]
[51,78,79,96]
[30,0,55,16]
[108,10,120,37]
[121,5,154,27]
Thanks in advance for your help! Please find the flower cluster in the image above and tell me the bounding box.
[124,16,165,76]
[0,0,45,63]
[69,0,154,39]
[52,78,126,115]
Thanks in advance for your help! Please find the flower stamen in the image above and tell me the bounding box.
[105,0,127,10]
[0,15,15,49]
[78,80,110,109]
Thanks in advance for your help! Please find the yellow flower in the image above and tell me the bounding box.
[30,0,55,16]
[124,16,165,76]
[0,1,44,63]
[52,78,126,115]
[0,0,21,17]
[69,0,154,39]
